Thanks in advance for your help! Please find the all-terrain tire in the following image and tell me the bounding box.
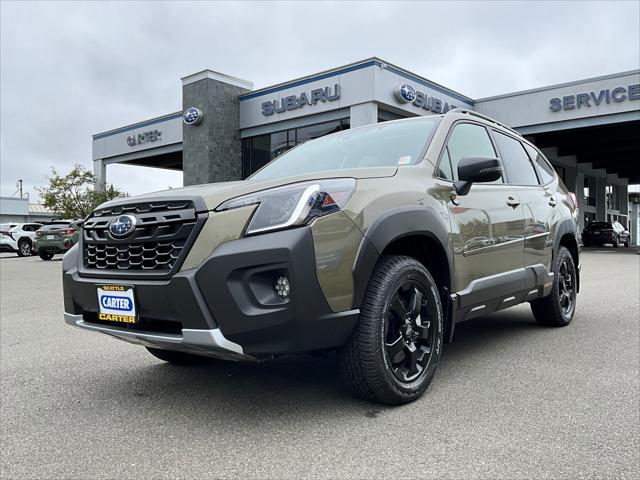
[530,246,577,327]
[339,255,444,405]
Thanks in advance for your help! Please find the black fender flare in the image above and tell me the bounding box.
[351,205,453,310]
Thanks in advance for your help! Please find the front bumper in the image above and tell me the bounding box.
[63,227,359,359]
[63,312,248,360]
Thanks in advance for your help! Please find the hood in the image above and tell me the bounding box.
[98,166,398,212]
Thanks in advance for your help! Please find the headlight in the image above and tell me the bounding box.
[216,178,356,236]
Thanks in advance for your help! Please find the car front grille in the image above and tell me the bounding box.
[81,200,206,275]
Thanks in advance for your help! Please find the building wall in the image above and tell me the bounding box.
[0,197,55,224]
[475,70,640,130]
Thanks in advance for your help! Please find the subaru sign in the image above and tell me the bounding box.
[183,107,204,125]
[395,84,457,114]
[261,84,341,116]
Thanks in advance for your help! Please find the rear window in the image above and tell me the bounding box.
[39,223,70,231]
[586,222,612,229]
[523,144,556,185]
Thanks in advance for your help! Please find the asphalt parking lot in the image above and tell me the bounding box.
[1,248,638,479]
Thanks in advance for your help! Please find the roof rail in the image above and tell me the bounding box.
[447,108,520,135]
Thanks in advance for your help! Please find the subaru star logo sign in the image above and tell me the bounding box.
[183,107,203,125]
[396,84,417,103]
[109,215,136,238]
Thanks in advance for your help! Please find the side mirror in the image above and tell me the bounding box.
[454,156,502,196]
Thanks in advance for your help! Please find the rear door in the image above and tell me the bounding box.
[438,122,525,293]
[491,131,557,275]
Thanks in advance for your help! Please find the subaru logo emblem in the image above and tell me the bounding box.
[396,84,416,103]
[109,215,136,238]
[183,107,203,125]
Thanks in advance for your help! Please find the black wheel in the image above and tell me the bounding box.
[613,236,620,248]
[17,239,32,257]
[145,347,206,364]
[339,255,444,405]
[531,246,577,327]
[38,251,54,260]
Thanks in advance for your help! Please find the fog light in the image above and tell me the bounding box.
[274,275,290,299]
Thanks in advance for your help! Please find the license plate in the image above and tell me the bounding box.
[593,231,600,234]
[97,285,137,324]
[46,235,54,240]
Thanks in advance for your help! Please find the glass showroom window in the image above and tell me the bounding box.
[242,119,349,177]
[583,176,596,207]
[606,184,620,210]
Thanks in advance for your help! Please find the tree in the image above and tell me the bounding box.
[37,164,126,219]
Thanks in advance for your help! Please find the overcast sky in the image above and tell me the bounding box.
[1,0,639,201]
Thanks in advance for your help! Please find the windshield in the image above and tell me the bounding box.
[250,117,439,181]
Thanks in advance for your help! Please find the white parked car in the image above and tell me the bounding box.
[0,223,43,256]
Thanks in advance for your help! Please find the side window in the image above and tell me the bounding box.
[493,131,539,186]
[23,225,35,232]
[444,123,499,181]
[524,143,556,185]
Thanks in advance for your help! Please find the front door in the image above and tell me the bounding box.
[439,122,525,293]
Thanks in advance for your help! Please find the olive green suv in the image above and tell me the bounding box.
[62,109,580,405]
[36,220,82,260]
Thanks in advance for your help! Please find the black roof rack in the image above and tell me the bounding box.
[447,108,520,136]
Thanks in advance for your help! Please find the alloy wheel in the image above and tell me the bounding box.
[558,258,576,316]
[20,242,31,256]
[384,280,437,383]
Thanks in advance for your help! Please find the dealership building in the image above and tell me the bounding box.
[92,58,640,242]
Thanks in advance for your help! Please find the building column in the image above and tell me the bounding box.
[94,159,106,191]
[596,177,607,221]
[350,102,378,128]
[181,70,253,186]
[576,172,585,231]
[630,203,639,246]
[619,184,629,226]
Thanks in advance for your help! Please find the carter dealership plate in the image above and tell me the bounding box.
[97,285,137,324]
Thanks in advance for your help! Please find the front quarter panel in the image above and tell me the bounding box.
[344,167,454,308]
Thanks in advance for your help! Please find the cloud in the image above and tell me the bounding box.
[1,0,638,200]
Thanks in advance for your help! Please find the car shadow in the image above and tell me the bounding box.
[79,307,544,423]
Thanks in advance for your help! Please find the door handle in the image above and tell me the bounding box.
[548,197,557,207]
[507,197,520,208]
